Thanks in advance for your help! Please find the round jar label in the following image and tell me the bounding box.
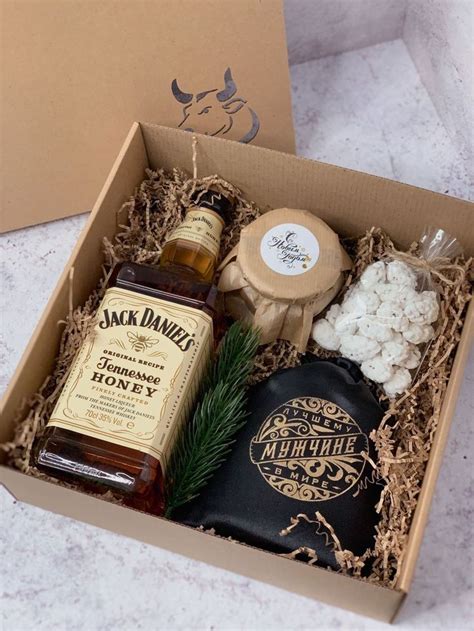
[260,223,320,276]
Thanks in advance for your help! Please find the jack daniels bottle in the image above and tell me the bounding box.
[35,190,233,514]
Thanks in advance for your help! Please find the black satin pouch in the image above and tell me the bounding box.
[175,358,385,569]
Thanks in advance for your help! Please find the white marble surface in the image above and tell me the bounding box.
[285,0,406,64]
[1,40,473,630]
[285,0,474,168]
[404,0,474,164]
[292,39,473,197]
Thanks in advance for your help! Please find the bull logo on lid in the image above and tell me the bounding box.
[171,67,260,144]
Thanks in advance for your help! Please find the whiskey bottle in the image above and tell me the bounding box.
[35,190,233,514]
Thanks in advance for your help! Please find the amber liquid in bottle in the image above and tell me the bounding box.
[35,190,232,515]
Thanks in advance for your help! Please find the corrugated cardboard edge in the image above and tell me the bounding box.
[140,124,473,251]
[0,467,404,623]
[397,305,474,593]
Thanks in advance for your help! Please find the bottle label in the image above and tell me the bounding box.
[47,287,213,468]
[166,207,224,258]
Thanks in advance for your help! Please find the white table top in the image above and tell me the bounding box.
[2,40,473,630]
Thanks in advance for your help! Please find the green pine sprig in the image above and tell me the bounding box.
[164,322,260,518]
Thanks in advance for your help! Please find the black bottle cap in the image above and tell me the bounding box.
[191,189,233,223]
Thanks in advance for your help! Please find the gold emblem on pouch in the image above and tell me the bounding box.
[250,397,368,502]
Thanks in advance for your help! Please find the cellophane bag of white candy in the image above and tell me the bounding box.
[312,227,463,398]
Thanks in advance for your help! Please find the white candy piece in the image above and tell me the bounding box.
[383,367,412,397]
[360,261,386,289]
[401,345,422,369]
[325,303,342,326]
[340,291,368,319]
[374,282,406,304]
[344,284,356,299]
[381,336,410,365]
[357,316,393,342]
[386,260,417,288]
[334,311,358,336]
[403,323,434,345]
[404,291,439,324]
[376,301,409,332]
[361,355,393,383]
[354,289,381,314]
[398,286,420,307]
[311,319,341,351]
[339,334,380,362]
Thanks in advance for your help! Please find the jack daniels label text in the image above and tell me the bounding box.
[176,358,385,570]
[47,287,212,466]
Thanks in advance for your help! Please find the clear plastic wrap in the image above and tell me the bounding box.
[311,227,463,397]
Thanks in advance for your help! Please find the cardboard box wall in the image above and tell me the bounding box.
[0,0,294,233]
[1,123,473,622]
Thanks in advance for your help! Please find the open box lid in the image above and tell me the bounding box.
[1,0,295,233]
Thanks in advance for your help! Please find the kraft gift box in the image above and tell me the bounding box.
[1,123,472,622]
[0,0,294,232]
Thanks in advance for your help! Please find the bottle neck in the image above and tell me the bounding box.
[159,204,226,282]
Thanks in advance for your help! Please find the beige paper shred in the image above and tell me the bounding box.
[280,511,372,577]
[279,546,319,565]
[1,155,472,589]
